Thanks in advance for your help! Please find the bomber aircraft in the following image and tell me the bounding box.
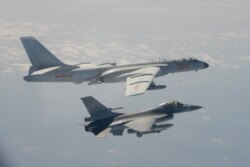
[81,96,202,137]
[21,37,209,96]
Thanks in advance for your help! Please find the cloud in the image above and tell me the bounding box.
[0,19,160,73]
[107,148,117,155]
[198,53,240,69]
[9,63,30,72]
[198,53,224,66]
[51,41,158,65]
[22,145,34,153]
[212,138,223,143]
[0,21,49,39]
[219,32,239,41]
[202,116,211,121]
[173,81,187,87]
[9,138,20,144]
[239,56,250,60]
[0,19,247,74]
[1,68,13,73]
[63,150,72,155]
[219,31,250,41]
[231,65,241,69]
[0,20,50,73]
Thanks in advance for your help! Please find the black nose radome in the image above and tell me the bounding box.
[190,105,202,111]
[204,63,209,68]
[23,76,30,81]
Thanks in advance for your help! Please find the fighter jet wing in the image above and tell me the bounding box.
[125,67,161,96]
[124,118,156,132]
[96,128,111,138]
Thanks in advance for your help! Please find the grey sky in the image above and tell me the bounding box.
[0,0,250,167]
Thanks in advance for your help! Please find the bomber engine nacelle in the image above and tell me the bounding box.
[147,85,166,90]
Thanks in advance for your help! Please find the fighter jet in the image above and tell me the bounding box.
[21,36,209,96]
[81,96,202,137]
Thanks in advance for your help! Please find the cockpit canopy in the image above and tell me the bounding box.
[159,101,185,107]
[183,58,198,62]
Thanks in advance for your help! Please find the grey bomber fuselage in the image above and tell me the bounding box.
[21,36,208,96]
[24,59,208,84]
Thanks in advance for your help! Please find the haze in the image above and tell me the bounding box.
[0,0,250,167]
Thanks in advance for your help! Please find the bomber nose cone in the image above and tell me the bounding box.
[190,105,202,111]
[204,62,209,68]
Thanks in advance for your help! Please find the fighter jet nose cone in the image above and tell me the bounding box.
[168,124,174,127]
[23,76,28,81]
[23,75,31,81]
[204,62,209,68]
[190,105,202,111]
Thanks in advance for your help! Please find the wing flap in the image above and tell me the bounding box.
[125,67,161,96]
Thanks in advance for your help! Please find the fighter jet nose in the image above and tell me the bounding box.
[167,124,174,127]
[23,76,29,81]
[190,105,202,111]
[204,62,209,68]
[23,75,32,81]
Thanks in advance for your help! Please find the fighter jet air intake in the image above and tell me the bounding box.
[21,36,209,96]
[81,96,202,137]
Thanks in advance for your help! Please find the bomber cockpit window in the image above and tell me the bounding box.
[189,58,198,62]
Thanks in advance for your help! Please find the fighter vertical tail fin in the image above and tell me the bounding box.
[82,96,122,138]
[20,36,67,71]
[81,96,122,121]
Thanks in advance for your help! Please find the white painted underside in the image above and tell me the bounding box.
[32,66,61,75]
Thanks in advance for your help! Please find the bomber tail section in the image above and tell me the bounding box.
[20,36,67,73]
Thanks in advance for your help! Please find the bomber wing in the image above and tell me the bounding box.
[125,67,161,96]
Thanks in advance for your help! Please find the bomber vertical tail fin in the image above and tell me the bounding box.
[20,36,67,72]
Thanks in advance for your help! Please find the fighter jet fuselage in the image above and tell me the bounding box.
[82,97,202,137]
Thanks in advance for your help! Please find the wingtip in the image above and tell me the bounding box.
[81,96,93,100]
[125,92,145,97]
[20,36,36,41]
